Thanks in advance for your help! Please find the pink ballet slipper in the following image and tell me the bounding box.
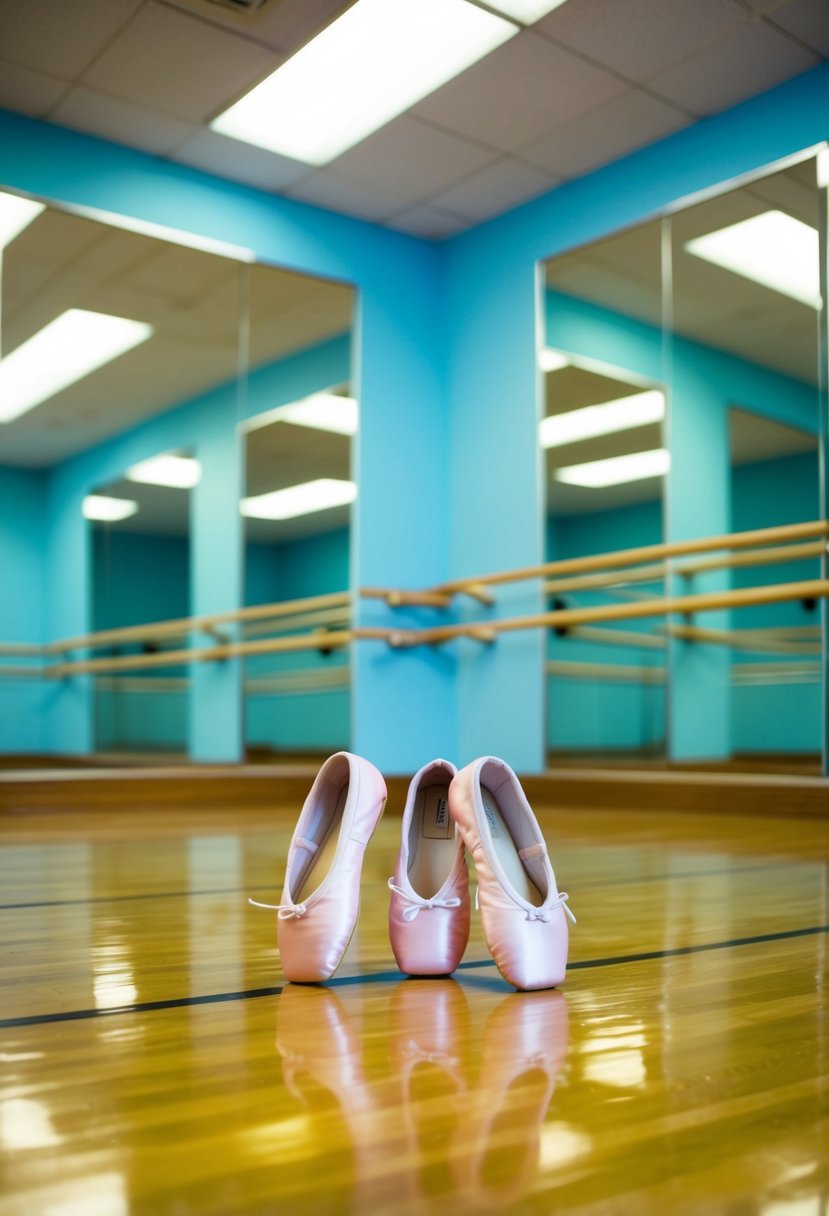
[388,759,470,976]
[251,751,387,983]
[448,756,575,991]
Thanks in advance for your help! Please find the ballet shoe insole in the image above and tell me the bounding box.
[480,786,543,907]
[293,786,349,901]
[408,784,455,899]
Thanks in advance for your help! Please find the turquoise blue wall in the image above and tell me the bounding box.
[1,62,828,770]
[0,466,50,752]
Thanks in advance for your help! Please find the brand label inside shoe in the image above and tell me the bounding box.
[422,788,452,839]
[480,789,503,837]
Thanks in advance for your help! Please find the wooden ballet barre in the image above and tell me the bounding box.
[46,629,355,678]
[731,661,820,684]
[380,578,829,648]
[545,562,666,595]
[361,587,453,609]
[429,520,829,595]
[0,642,46,657]
[243,606,351,639]
[675,539,826,577]
[567,626,666,650]
[665,624,822,655]
[547,659,665,684]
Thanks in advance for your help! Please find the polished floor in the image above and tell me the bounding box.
[0,794,827,1215]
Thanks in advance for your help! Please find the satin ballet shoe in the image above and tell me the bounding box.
[388,758,470,976]
[448,756,575,991]
[251,751,387,983]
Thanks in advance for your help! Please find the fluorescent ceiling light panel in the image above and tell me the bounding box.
[486,0,570,22]
[211,0,518,165]
[685,210,820,309]
[241,478,357,521]
[555,448,670,488]
[0,192,45,250]
[274,393,358,436]
[540,389,665,448]
[538,349,570,373]
[0,309,153,424]
[83,495,139,522]
[126,454,201,489]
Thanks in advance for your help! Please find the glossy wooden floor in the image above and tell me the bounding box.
[1,792,827,1215]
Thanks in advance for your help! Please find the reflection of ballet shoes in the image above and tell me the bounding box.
[449,756,575,991]
[388,979,471,1205]
[388,759,470,976]
[252,751,387,983]
[458,990,570,1208]
[275,984,370,1115]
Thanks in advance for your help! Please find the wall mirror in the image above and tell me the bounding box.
[0,189,355,766]
[239,265,355,760]
[541,216,668,766]
[539,148,825,774]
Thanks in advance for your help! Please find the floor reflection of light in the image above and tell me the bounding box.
[92,942,138,1010]
[537,1122,592,1170]
[583,1048,647,1088]
[0,1051,44,1063]
[237,1116,314,1158]
[0,1098,61,1149]
[762,1200,821,1216]
[43,1172,128,1216]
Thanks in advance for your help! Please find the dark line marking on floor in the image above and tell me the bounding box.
[2,922,826,1030]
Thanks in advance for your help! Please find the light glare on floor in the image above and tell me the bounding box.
[540,390,665,448]
[685,210,820,309]
[83,495,140,522]
[555,448,670,487]
[241,479,357,520]
[0,310,154,423]
[0,191,45,250]
[126,454,202,488]
[210,0,518,165]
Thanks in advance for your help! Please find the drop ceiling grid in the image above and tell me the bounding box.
[0,0,824,236]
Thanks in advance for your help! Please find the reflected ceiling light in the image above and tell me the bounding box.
[539,389,665,449]
[241,478,357,520]
[0,309,154,424]
[0,192,45,250]
[83,495,139,522]
[538,349,570,373]
[485,0,570,21]
[126,454,201,488]
[211,0,518,165]
[555,448,670,488]
[685,210,820,309]
[818,149,829,189]
[274,393,358,436]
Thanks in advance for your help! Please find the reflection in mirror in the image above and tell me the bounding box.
[86,453,196,757]
[240,268,355,761]
[668,153,821,773]
[541,218,667,766]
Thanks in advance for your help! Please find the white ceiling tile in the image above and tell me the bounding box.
[284,172,406,222]
[50,87,198,156]
[429,158,560,222]
[521,89,692,178]
[386,205,474,240]
[81,1,278,123]
[647,21,819,116]
[766,0,829,55]
[537,0,749,83]
[173,129,310,191]
[0,0,143,79]
[328,116,495,201]
[0,57,68,117]
[161,0,349,53]
[412,30,626,153]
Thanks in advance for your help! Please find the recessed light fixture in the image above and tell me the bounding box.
[486,0,570,22]
[211,0,518,165]
[0,192,45,250]
[83,495,139,522]
[540,389,665,449]
[0,309,154,424]
[554,448,670,488]
[241,478,357,520]
[273,393,358,436]
[126,454,202,489]
[538,349,570,373]
[685,210,820,309]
